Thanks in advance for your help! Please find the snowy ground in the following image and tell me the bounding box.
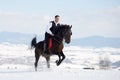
[0,43,120,80]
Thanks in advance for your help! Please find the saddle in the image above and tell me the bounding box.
[47,36,61,50]
[48,38,52,49]
[44,36,61,55]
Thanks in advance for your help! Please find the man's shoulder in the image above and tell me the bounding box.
[49,21,54,23]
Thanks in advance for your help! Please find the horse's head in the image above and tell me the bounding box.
[58,25,72,44]
[64,25,72,44]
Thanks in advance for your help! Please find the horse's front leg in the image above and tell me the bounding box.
[56,51,65,66]
[60,51,66,63]
[56,53,61,66]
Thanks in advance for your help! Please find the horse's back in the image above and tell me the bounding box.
[36,40,44,51]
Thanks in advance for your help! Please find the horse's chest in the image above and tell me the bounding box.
[49,42,63,55]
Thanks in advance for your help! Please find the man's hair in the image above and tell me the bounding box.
[55,15,60,18]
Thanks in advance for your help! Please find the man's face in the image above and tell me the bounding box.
[55,17,60,23]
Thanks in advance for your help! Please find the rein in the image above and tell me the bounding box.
[53,28,68,44]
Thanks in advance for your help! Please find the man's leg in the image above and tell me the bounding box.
[44,33,49,54]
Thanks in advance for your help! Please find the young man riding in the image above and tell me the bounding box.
[44,15,60,54]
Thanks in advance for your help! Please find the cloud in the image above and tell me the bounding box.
[69,6,120,38]
[0,11,50,35]
[0,6,120,39]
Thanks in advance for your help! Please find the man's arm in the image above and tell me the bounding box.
[46,22,54,36]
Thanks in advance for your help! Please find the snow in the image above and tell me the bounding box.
[0,70,120,80]
[0,43,120,80]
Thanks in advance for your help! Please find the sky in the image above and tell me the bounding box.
[0,0,120,39]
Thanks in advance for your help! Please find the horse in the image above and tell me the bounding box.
[31,25,72,71]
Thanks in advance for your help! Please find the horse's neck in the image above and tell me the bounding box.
[53,36,63,44]
[54,28,65,44]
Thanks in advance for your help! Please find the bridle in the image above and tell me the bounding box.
[53,27,71,44]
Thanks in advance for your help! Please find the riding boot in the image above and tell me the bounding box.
[44,32,50,55]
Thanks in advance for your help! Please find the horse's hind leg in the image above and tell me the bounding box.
[34,49,41,71]
[45,56,50,68]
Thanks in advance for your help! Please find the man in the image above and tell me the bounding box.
[44,15,60,54]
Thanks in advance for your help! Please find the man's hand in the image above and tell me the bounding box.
[51,34,54,36]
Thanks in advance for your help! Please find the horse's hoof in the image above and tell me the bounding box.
[47,66,50,68]
[56,63,60,66]
[47,64,50,68]
[55,60,59,63]
[35,68,37,71]
[56,62,60,66]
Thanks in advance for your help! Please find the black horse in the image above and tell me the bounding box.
[31,25,72,71]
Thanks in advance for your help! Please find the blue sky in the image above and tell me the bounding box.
[0,0,120,38]
[0,0,120,13]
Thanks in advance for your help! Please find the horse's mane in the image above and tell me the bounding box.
[58,24,70,29]
[54,24,70,40]
[55,24,70,33]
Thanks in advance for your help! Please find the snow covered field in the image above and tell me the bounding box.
[0,43,120,80]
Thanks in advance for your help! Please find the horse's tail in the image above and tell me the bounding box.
[31,37,37,49]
